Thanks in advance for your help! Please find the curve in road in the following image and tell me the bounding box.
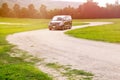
[7,22,120,80]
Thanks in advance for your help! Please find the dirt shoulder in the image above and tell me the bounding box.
[7,22,120,80]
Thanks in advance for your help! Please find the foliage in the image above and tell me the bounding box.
[0,1,120,19]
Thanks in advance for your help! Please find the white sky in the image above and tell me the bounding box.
[54,0,119,7]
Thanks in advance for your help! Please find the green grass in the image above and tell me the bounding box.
[64,69,93,80]
[72,21,88,26]
[64,69,93,76]
[46,63,64,71]
[2,18,117,80]
[0,18,52,80]
[0,18,86,80]
[0,64,52,80]
[66,19,120,43]
[46,62,93,80]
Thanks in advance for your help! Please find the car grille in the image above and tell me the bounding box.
[52,23,59,26]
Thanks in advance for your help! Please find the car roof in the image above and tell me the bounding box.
[53,15,71,18]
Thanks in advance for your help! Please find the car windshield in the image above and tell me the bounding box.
[52,16,64,21]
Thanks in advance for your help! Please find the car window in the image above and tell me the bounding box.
[52,16,72,21]
[65,17,71,21]
[52,17,63,21]
[65,17,69,21]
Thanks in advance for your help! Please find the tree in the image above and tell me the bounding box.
[13,4,21,17]
[78,1,101,18]
[106,3,120,18]
[0,2,120,19]
[0,3,11,17]
[39,4,47,18]
[19,7,28,18]
[0,8,1,17]
[28,4,38,18]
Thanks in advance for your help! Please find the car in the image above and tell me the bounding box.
[48,15,72,30]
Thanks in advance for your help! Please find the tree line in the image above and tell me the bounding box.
[0,1,120,19]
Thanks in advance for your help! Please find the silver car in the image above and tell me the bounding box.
[49,15,72,30]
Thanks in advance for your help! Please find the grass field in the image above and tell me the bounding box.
[0,18,52,80]
[1,18,119,80]
[0,18,86,80]
[66,19,120,43]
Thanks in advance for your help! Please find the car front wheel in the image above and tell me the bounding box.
[49,27,52,30]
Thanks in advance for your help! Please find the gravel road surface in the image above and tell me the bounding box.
[7,22,120,80]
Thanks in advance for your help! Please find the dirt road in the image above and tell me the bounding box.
[7,22,120,80]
